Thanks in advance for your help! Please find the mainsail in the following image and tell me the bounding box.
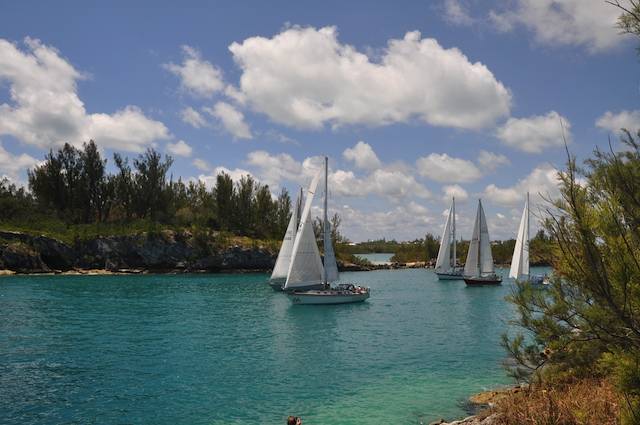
[322,157,339,283]
[464,199,494,277]
[509,193,530,280]
[436,198,456,273]
[284,171,324,289]
[270,188,302,281]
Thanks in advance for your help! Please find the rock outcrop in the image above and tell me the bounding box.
[0,230,276,274]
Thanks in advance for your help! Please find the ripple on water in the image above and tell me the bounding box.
[0,268,549,424]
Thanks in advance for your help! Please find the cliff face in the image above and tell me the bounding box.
[0,230,276,273]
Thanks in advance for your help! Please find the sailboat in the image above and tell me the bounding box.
[285,157,370,305]
[435,197,464,280]
[269,188,303,290]
[463,199,503,285]
[509,193,547,286]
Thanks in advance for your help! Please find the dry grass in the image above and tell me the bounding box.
[485,379,620,425]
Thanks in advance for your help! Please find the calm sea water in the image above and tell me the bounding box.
[0,267,548,425]
[355,253,394,264]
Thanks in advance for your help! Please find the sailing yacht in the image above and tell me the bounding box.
[463,199,503,285]
[285,157,370,305]
[269,188,303,290]
[510,193,547,286]
[435,197,464,280]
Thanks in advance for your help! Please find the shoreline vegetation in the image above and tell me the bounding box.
[0,140,554,275]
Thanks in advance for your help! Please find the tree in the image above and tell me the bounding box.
[132,148,173,220]
[503,134,640,422]
[79,140,108,222]
[214,172,234,231]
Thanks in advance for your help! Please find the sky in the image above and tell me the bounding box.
[0,0,639,242]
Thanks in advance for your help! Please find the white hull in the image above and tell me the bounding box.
[436,270,464,280]
[288,289,370,305]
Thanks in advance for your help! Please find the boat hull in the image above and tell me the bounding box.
[268,279,286,291]
[282,283,325,293]
[436,271,464,280]
[288,289,370,305]
[464,275,503,286]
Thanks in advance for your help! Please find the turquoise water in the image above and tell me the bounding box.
[355,253,394,264]
[0,268,546,424]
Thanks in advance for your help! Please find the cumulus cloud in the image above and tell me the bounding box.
[0,142,39,183]
[343,141,381,170]
[205,101,252,139]
[483,164,560,207]
[196,166,253,189]
[246,149,430,200]
[496,111,570,153]
[336,201,434,242]
[442,184,469,202]
[489,0,624,53]
[193,158,210,171]
[416,153,482,183]
[596,110,640,135]
[164,45,224,97]
[180,107,207,128]
[443,0,474,26]
[166,140,192,157]
[228,26,511,130]
[477,150,510,171]
[0,37,169,152]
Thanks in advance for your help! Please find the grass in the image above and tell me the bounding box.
[482,378,620,425]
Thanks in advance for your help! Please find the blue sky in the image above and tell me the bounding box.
[0,0,638,241]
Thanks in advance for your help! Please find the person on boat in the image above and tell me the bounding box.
[287,416,302,425]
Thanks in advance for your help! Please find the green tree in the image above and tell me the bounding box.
[503,134,640,422]
[132,148,173,221]
[214,172,234,231]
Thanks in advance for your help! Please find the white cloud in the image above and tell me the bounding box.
[0,37,169,152]
[343,141,381,170]
[196,166,253,189]
[596,110,640,134]
[416,153,482,183]
[336,201,434,242]
[489,0,624,53]
[229,26,511,130]
[193,158,210,171]
[0,142,39,183]
[483,164,560,207]
[496,111,570,153]
[205,101,252,139]
[180,107,207,128]
[246,150,430,201]
[164,45,224,97]
[443,0,474,26]
[166,140,192,157]
[442,184,469,202]
[477,150,510,171]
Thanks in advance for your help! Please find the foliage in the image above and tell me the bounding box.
[14,142,291,241]
[503,133,640,423]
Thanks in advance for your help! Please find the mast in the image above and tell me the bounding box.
[452,197,456,268]
[323,156,328,286]
[477,199,482,273]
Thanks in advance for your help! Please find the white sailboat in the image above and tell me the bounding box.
[285,157,370,305]
[510,193,547,286]
[435,197,464,280]
[269,187,303,290]
[463,199,502,285]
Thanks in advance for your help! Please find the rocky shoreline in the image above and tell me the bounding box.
[0,230,428,275]
[428,386,523,425]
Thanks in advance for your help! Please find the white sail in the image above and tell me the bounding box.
[464,202,481,277]
[270,189,302,281]
[478,200,494,275]
[322,156,339,283]
[436,202,453,272]
[509,193,530,280]
[284,171,324,289]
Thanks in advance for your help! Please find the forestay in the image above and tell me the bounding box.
[285,171,324,289]
[270,189,301,281]
[509,194,530,280]
[435,204,453,273]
